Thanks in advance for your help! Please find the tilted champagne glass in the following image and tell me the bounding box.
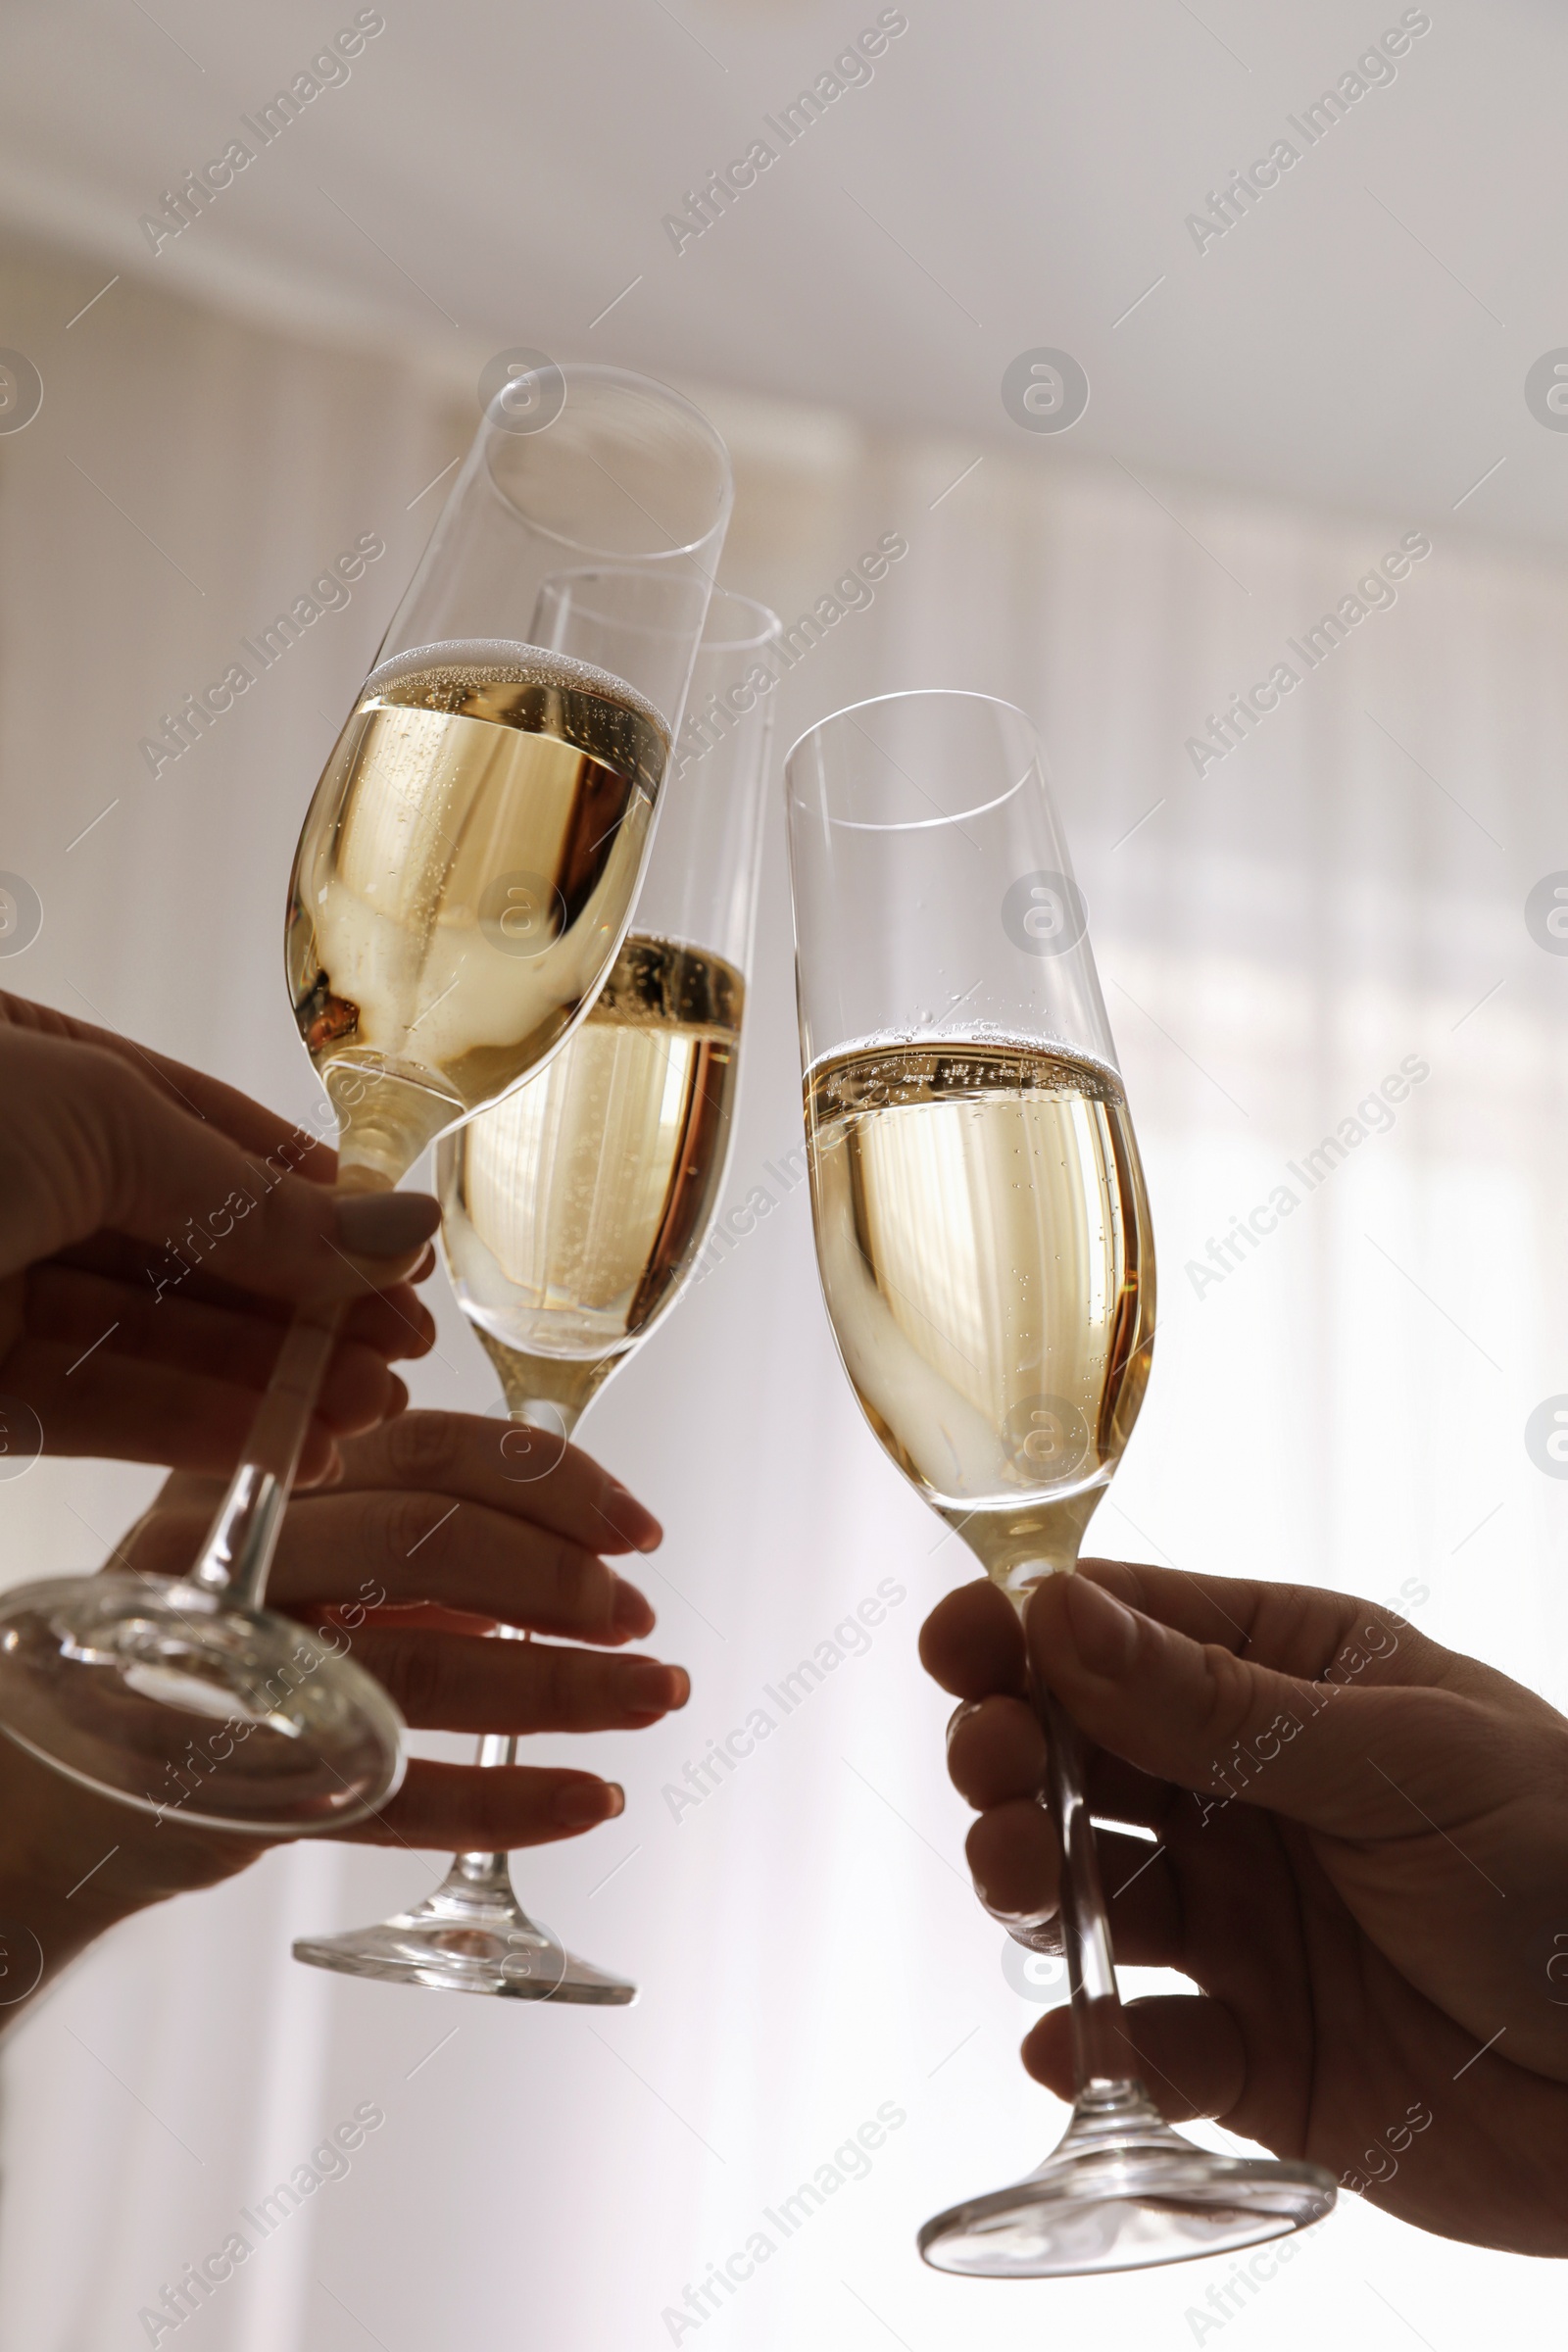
[785,692,1335,2277]
[292,591,779,1995]
[0,368,731,1837]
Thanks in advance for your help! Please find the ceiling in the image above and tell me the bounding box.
[4,0,1567,551]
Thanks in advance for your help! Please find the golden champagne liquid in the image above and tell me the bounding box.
[805,1039,1154,1592]
[439,934,743,1424]
[286,649,666,1181]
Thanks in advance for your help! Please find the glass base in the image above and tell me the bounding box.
[0,1573,406,1835]
[292,1870,636,2003]
[918,2083,1336,2278]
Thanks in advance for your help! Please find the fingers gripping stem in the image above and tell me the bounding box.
[457,1625,526,1889]
[1031,1662,1138,2095]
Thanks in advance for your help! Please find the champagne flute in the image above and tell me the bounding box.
[292,591,778,1996]
[785,692,1335,2276]
[0,370,732,1837]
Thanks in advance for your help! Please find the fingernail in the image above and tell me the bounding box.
[626,1661,688,1713]
[554,1780,622,1829]
[335,1191,442,1256]
[612,1579,656,1641]
[1063,1575,1140,1677]
[606,1479,662,1551]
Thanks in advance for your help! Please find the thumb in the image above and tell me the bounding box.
[1028,1567,1437,1838]
[0,1035,439,1303]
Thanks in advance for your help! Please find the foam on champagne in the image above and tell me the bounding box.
[362,638,669,742]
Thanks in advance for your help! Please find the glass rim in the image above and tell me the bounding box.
[699,589,784,656]
[784,688,1044,831]
[480,363,733,563]
[528,573,779,658]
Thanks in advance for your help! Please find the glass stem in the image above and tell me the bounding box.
[185,1304,345,1612]
[1027,1641,1136,2098]
[185,1165,390,1613]
[438,1729,523,1899]
[453,1391,588,1886]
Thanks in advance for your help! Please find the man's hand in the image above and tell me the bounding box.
[0,1413,685,2013]
[0,994,441,1481]
[921,1560,1568,2256]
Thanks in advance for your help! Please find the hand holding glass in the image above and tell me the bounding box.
[785,692,1335,2276]
[0,369,731,1836]
[293,592,777,1993]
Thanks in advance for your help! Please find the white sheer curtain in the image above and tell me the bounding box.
[0,228,1562,2352]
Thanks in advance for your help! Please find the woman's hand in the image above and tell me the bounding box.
[0,1413,686,2012]
[0,994,440,1482]
[921,1560,1568,2256]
